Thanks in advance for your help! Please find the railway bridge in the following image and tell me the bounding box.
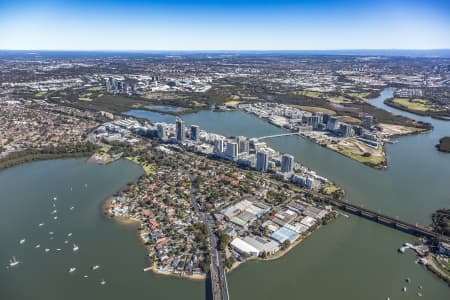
[321,196,449,242]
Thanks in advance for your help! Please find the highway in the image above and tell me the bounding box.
[186,171,230,300]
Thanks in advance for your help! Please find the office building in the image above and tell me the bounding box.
[305,177,315,189]
[237,136,249,154]
[362,115,374,129]
[281,154,294,173]
[176,119,185,143]
[157,124,167,140]
[326,116,339,131]
[310,115,321,130]
[215,139,224,153]
[226,142,238,160]
[190,125,200,142]
[339,123,354,137]
[106,78,112,93]
[256,151,269,172]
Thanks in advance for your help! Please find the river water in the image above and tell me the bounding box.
[0,159,204,300]
[1,88,449,299]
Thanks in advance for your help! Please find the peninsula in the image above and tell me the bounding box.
[436,137,450,153]
[239,102,427,169]
[1,51,449,294]
[94,117,339,278]
[384,88,450,120]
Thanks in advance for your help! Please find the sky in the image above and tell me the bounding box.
[0,0,449,50]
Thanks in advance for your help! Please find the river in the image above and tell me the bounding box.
[0,159,204,300]
[1,88,449,299]
[129,87,450,299]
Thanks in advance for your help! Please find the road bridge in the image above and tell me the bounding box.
[255,132,299,141]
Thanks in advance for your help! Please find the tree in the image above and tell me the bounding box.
[218,230,231,251]
[281,240,291,250]
[432,208,450,236]
[201,254,211,273]
[225,256,236,269]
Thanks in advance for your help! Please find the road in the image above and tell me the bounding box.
[186,171,230,300]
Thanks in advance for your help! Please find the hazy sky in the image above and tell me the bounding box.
[0,0,449,50]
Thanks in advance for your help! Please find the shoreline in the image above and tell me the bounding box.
[102,162,334,281]
[435,137,450,154]
[151,265,206,280]
[242,110,389,169]
[325,141,387,170]
[226,221,335,273]
[103,194,207,281]
[383,99,450,121]
[0,151,94,171]
[240,107,435,169]
[426,255,450,287]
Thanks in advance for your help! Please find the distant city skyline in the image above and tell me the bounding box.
[1,0,449,50]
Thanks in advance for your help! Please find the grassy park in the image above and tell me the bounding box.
[87,86,104,92]
[126,156,156,175]
[295,105,336,115]
[392,98,438,112]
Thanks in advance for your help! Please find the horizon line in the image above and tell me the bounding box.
[1,48,450,52]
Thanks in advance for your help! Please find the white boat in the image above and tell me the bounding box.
[418,258,428,265]
[100,279,106,285]
[9,256,20,267]
[70,206,75,211]
[64,240,69,244]
[19,239,26,244]
[73,244,79,252]
[51,210,57,214]
[38,223,45,227]
[35,244,40,248]
[53,216,58,220]
[45,248,50,252]
[52,203,56,207]
[68,267,76,273]
[67,233,73,237]
[402,286,407,292]
[418,292,422,297]
[92,265,100,270]
[53,196,57,201]
[49,231,54,235]
[56,248,62,251]
[83,275,88,278]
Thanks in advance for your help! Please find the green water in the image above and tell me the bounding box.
[0,159,204,300]
[131,88,450,225]
[129,88,450,299]
[1,86,450,299]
